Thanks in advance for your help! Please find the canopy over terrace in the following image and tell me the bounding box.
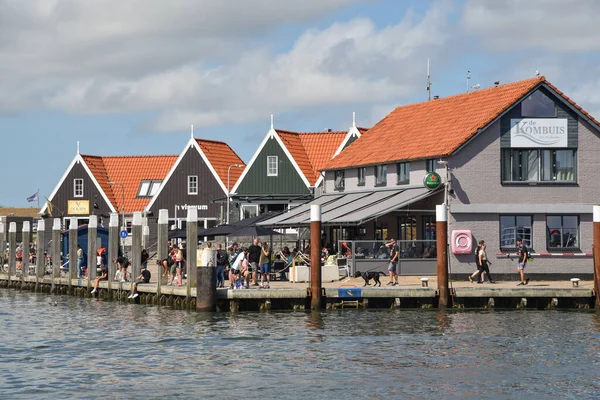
[257,186,441,227]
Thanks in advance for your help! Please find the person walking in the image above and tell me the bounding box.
[248,238,261,286]
[469,242,486,283]
[386,239,399,286]
[516,238,530,286]
[477,240,494,283]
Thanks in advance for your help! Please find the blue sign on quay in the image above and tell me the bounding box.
[120,230,128,239]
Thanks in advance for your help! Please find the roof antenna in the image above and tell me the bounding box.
[77,141,80,154]
[270,114,274,129]
[191,124,194,138]
[426,58,432,101]
[352,112,356,128]
[466,70,471,93]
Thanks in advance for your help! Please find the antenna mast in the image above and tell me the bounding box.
[466,70,471,93]
[426,58,431,101]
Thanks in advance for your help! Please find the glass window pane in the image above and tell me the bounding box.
[138,181,150,196]
[512,150,521,181]
[555,150,574,181]
[541,150,553,181]
[149,182,161,196]
[502,150,511,181]
[500,216,515,247]
[521,91,555,117]
[357,167,365,185]
[526,150,539,181]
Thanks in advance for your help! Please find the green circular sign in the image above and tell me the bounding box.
[423,172,442,190]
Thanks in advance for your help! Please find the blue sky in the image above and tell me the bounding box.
[2,0,600,207]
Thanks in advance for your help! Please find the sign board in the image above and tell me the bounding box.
[510,118,568,148]
[423,172,442,190]
[175,204,208,212]
[68,200,89,215]
[337,288,362,298]
[120,230,128,239]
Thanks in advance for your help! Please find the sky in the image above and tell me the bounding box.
[2,0,600,208]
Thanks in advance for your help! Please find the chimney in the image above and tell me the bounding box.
[433,95,439,100]
[325,128,332,132]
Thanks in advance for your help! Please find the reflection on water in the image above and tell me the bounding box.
[1,289,599,399]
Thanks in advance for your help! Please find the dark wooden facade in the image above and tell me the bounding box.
[147,146,226,223]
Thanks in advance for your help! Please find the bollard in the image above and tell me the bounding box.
[21,221,30,287]
[108,213,119,294]
[36,219,46,288]
[436,204,449,308]
[87,216,98,289]
[196,264,216,312]
[186,208,198,299]
[51,219,61,290]
[157,209,169,297]
[68,218,78,290]
[143,225,150,250]
[593,205,600,309]
[8,222,16,285]
[132,212,143,281]
[310,204,322,310]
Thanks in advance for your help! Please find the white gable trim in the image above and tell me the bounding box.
[231,128,275,193]
[333,126,362,158]
[40,153,117,214]
[145,138,195,212]
[144,137,231,212]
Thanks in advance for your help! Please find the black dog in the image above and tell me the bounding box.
[362,271,386,287]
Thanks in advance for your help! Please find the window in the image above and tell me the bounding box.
[521,91,555,117]
[396,162,410,185]
[74,179,84,197]
[357,167,366,186]
[137,180,162,197]
[188,176,198,195]
[426,159,436,173]
[500,215,532,248]
[547,215,579,249]
[375,165,387,186]
[267,156,278,176]
[502,149,576,182]
[334,170,345,190]
[422,215,436,258]
[241,204,259,220]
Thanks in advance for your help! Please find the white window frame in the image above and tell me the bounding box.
[267,156,278,177]
[148,181,161,196]
[137,181,151,197]
[188,175,198,195]
[397,162,410,185]
[74,178,84,197]
[241,204,259,220]
[334,170,345,190]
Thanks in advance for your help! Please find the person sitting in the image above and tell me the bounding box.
[128,264,151,299]
[90,264,108,295]
[422,247,432,258]
[272,254,287,281]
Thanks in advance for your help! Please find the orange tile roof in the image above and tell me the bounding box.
[81,154,177,212]
[325,76,594,170]
[195,139,245,191]
[276,129,347,185]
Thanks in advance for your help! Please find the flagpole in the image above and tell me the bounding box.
[37,189,40,209]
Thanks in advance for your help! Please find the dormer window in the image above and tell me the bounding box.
[138,180,162,197]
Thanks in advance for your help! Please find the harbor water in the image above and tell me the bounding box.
[1,289,599,399]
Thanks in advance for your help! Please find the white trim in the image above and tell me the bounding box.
[40,153,116,214]
[240,204,259,220]
[267,156,278,177]
[231,128,276,193]
[187,175,198,195]
[73,178,84,197]
[317,125,363,188]
[145,137,232,211]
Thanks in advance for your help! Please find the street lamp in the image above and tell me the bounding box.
[108,181,125,255]
[226,164,244,226]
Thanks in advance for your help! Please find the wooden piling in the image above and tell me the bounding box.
[0,222,4,277]
[68,218,78,291]
[157,209,168,297]
[436,204,449,308]
[132,212,143,281]
[21,221,30,288]
[87,215,98,289]
[108,213,119,294]
[186,208,198,300]
[51,219,61,291]
[36,219,45,288]
[593,205,600,309]
[310,204,322,310]
[8,222,16,285]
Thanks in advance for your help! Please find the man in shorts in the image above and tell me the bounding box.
[128,264,151,299]
[247,238,262,286]
[386,239,399,286]
[516,238,530,286]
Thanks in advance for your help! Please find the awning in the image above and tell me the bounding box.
[258,186,441,227]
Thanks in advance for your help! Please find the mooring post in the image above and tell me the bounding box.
[8,222,16,285]
[0,222,4,277]
[186,207,198,300]
[21,221,30,287]
[143,225,150,251]
[108,213,119,294]
[68,218,78,291]
[157,209,168,297]
[310,204,322,310]
[87,216,98,289]
[593,205,600,309]
[36,219,45,288]
[436,204,449,308]
[51,219,61,290]
[132,212,143,282]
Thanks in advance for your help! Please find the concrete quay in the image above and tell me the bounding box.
[0,273,595,311]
